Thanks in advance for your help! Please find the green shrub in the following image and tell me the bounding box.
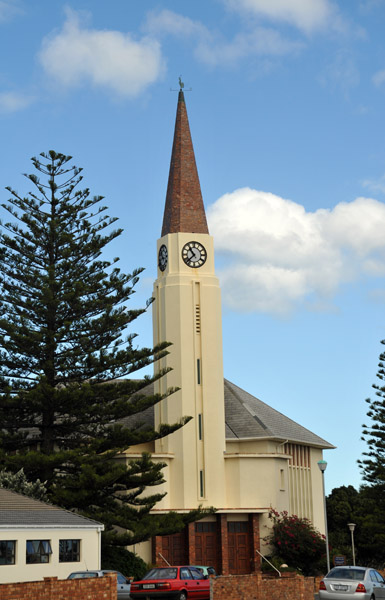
[101,546,148,579]
[266,508,327,576]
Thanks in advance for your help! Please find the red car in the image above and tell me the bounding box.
[130,566,210,600]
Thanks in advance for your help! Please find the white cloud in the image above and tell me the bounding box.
[145,9,301,67]
[0,91,33,112]
[0,0,22,22]
[207,188,385,315]
[196,27,302,66]
[373,69,385,87]
[145,9,208,39]
[38,8,164,98]
[318,50,360,93]
[223,0,339,34]
[362,174,385,195]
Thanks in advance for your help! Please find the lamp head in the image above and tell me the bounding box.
[317,460,327,472]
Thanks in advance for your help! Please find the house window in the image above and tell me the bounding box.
[26,540,52,564]
[0,541,16,565]
[59,539,80,562]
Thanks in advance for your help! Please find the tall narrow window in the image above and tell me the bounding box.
[198,414,203,440]
[199,470,205,497]
[197,359,201,384]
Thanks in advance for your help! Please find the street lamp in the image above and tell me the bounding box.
[348,523,356,566]
[318,459,331,573]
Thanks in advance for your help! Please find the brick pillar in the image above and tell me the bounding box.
[188,522,196,565]
[218,514,229,575]
[153,536,164,566]
[43,577,57,600]
[104,571,117,600]
[249,513,261,572]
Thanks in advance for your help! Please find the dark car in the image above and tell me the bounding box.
[319,565,385,599]
[67,569,131,599]
[130,566,210,600]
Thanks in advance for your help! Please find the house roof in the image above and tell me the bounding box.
[0,488,104,529]
[119,378,334,449]
[161,89,209,237]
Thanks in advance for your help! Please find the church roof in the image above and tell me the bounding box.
[223,379,334,448]
[119,379,334,449]
[0,488,103,528]
[161,89,209,236]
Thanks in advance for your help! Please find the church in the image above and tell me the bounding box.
[122,85,334,575]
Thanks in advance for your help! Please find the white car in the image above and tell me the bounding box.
[67,569,131,599]
[319,566,385,599]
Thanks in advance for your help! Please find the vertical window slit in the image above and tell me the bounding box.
[199,470,204,498]
[195,305,201,334]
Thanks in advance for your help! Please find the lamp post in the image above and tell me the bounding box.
[348,523,356,566]
[318,459,330,573]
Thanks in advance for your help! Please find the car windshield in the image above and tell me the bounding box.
[144,568,177,580]
[327,568,366,581]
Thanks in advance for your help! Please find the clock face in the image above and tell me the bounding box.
[182,241,207,268]
[158,244,168,272]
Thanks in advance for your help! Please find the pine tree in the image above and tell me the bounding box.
[360,338,385,487]
[0,151,204,548]
[0,468,48,501]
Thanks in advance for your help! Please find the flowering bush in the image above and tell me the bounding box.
[266,508,327,575]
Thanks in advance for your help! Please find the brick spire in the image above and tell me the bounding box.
[161,90,209,236]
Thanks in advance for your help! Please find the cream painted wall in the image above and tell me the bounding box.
[224,453,290,511]
[0,527,102,584]
[310,447,327,534]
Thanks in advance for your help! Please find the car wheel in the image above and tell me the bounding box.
[177,592,187,600]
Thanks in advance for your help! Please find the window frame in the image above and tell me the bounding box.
[59,539,81,563]
[0,540,16,565]
[26,540,52,564]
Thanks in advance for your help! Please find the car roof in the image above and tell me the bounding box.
[330,566,366,571]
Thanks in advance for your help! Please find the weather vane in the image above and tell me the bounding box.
[170,76,192,92]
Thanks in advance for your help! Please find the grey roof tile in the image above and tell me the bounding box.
[224,380,334,448]
[0,489,103,528]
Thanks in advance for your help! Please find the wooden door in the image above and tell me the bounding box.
[228,522,251,574]
[195,522,218,572]
[161,529,188,565]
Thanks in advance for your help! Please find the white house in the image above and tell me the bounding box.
[0,488,103,583]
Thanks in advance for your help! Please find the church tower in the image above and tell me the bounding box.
[152,86,226,509]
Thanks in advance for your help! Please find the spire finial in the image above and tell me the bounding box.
[178,76,184,91]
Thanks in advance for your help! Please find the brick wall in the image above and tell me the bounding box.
[0,572,117,600]
[211,572,319,600]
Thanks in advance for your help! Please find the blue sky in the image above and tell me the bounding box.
[1,0,385,495]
